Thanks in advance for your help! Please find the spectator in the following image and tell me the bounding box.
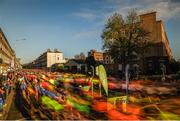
[4,80,10,98]
[0,85,5,112]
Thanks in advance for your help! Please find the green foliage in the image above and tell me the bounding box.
[74,52,86,60]
[57,64,64,70]
[101,9,152,70]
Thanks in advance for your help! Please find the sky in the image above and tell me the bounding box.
[0,0,180,64]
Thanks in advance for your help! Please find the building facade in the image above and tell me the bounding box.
[14,58,22,70]
[139,12,172,74]
[0,28,19,73]
[99,12,173,75]
[32,49,66,70]
[103,53,114,73]
[88,50,104,62]
[87,50,114,74]
[112,12,173,75]
[65,59,86,73]
[140,12,172,58]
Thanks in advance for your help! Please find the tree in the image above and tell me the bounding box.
[101,10,151,72]
[79,52,86,60]
[74,52,86,60]
[85,55,96,75]
[136,28,153,74]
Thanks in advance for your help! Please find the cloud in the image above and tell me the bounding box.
[74,0,180,23]
[136,0,180,20]
[71,0,180,40]
[105,0,180,20]
[73,10,97,21]
[73,29,100,39]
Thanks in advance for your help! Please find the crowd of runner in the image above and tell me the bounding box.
[14,70,94,120]
[0,69,179,120]
[0,69,103,120]
[0,71,16,111]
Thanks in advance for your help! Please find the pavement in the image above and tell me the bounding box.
[0,87,31,120]
[6,94,25,120]
[0,90,15,120]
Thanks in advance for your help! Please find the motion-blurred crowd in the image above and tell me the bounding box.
[0,71,16,111]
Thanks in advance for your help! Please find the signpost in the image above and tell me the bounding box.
[123,64,130,113]
[90,65,108,97]
[161,64,166,81]
[125,64,129,102]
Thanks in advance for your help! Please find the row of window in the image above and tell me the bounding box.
[0,34,14,56]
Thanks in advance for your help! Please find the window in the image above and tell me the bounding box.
[57,57,59,60]
[118,64,122,71]
[148,63,152,68]
[106,56,109,60]
[106,60,109,64]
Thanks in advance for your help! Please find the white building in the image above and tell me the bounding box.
[33,49,66,69]
[47,50,66,68]
[0,28,17,73]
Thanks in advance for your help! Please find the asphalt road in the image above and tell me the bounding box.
[6,89,31,120]
[6,97,24,120]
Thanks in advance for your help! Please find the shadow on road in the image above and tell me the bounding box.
[6,87,31,120]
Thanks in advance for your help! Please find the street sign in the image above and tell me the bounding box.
[98,65,108,96]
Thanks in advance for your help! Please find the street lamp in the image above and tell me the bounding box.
[15,38,26,41]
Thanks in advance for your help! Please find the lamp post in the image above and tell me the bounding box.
[15,38,26,42]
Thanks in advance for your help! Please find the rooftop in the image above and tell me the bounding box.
[139,11,157,16]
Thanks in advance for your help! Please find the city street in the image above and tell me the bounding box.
[0,69,179,120]
[0,0,180,120]
[6,94,29,120]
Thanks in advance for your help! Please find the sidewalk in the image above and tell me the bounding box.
[0,90,15,120]
[6,93,25,120]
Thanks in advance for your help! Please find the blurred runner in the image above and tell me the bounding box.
[21,79,27,98]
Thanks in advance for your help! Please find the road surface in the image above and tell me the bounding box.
[6,89,31,120]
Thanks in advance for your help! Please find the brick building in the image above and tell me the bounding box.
[102,12,173,75]
[139,12,172,74]
[88,50,104,62]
